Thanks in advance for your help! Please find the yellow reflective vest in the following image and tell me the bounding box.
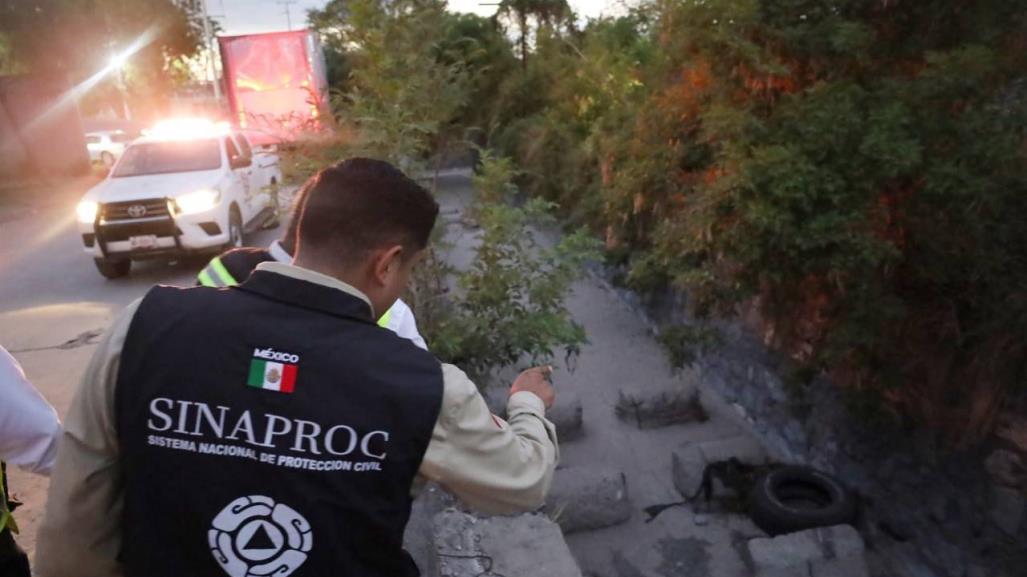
[0,463,17,534]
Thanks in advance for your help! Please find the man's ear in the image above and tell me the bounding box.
[371,245,405,286]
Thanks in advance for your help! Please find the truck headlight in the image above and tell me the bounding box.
[176,188,221,215]
[76,201,98,223]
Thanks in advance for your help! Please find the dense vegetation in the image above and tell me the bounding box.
[314,0,1026,440]
[306,0,597,382]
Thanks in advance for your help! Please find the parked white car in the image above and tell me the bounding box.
[76,120,283,279]
[85,130,134,167]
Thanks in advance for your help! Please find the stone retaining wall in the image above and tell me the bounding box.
[592,270,1027,577]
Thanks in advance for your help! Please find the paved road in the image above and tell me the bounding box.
[0,177,284,555]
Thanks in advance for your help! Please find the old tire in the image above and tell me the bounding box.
[748,466,856,536]
[94,258,130,279]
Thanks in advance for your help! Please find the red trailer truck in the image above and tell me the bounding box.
[218,30,330,144]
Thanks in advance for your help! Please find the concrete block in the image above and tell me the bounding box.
[546,390,583,441]
[819,525,865,559]
[671,435,768,499]
[749,525,866,577]
[544,466,631,533]
[749,530,823,570]
[811,556,870,577]
[615,389,706,429]
[433,510,583,577]
[404,483,457,577]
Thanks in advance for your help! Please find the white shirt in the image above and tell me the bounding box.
[268,240,428,350]
[0,346,61,476]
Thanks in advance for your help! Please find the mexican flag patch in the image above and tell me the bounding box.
[248,348,299,393]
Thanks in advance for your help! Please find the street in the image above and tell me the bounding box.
[0,178,283,555]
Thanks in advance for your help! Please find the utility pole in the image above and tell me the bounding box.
[200,0,221,102]
[277,0,298,31]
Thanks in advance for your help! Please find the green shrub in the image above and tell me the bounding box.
[420,151,601,381]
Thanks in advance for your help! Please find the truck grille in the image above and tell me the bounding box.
[102,199,170,221]
[98,221,183,242]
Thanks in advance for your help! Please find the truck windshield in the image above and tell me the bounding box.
[112,139,221,177]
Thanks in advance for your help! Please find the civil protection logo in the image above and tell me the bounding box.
[209,495,313,577]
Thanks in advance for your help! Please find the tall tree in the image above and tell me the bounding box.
[497,0,571,69]
[0,0,204,115]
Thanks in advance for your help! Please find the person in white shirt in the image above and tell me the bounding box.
[0,345,61,576]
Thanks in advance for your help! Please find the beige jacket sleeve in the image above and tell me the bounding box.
[418,364,559,514]
[33,300,140,577]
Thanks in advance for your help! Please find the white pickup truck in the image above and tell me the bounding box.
[76,121,283,278]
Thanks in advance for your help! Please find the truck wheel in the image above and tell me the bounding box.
[94,258,130,279]
[100,151,115,167]
[227,207,245,249]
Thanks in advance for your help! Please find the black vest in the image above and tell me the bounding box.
[115,270,444,577]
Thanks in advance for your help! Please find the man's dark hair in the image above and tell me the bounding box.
[294,157,439,267]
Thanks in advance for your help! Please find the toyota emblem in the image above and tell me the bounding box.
[127,204,147,218]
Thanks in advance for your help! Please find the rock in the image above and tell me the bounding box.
[544,466,631,534]
[990,485,1025,536]
[748,525,867,577]
[984,449,1025,488]
[697,435,768,466]
[433,510,582,577]
[672,445,707,498]
[546,391,584,442]
[694,514,709,526]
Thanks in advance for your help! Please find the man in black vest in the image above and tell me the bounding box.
[36,158,559,577]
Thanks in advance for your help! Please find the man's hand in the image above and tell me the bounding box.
[510,365,555,409]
